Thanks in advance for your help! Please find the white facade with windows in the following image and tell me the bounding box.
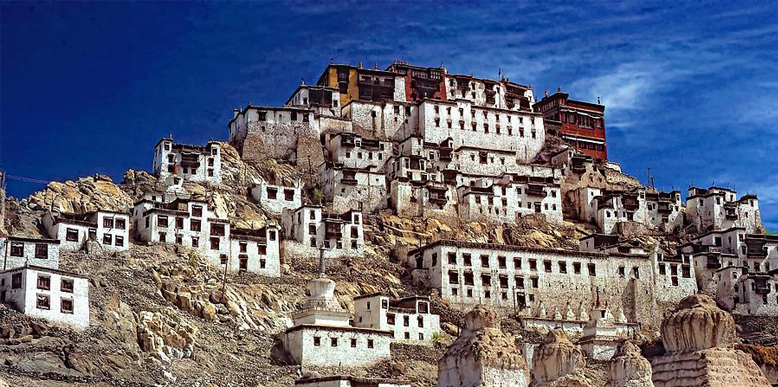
[282,275,392,367]
[42,210,130,251]
[353,294,440,345]
[686,186,761,234]
[132,198,231,266]
[0,265,89,329]
[0,236,60,271]
[281,205,365,259]
[228,227,280,277]
[318,162,387,213]
[152,138,222,185]
[407,240,696,325]
[324,132,392,171]
[250,180,302,214]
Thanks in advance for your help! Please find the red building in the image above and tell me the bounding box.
[534,92,607,160]
[386,61,447,103]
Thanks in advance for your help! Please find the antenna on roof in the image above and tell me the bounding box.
[329,58,333,64]
[374,61,378,70]
[557,86,562,93]
[301,78,305,85]
[498,69,502,80]
[597,97,601,104]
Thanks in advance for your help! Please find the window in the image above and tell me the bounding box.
[158,232,167,242]
[463,254,472,266]
[103,217,114,228]
[464,272,474,286]
[210,238,220,250]
[529,259,537,271]
[659,264,666,275]
[633,267,640,279]
[61,278,74,293]
[367,339,374,348]
[514,257,522,269]
[313,337,321,346]
[11,273,22,289]
[191,205,203,217]
[115,236,124,247]
[573,262,581,274]
[269,230,276,241]
[192,237,199,248]
[618,266,625,278]
[220,254,228,264]
[531,277,539,288]
[559,262,567,274]
[588,263,596,276]
[61,298,74,314]
[544,260,552,273]
[103,234,113,245]
[157,216,169,228]
[37,275,50,290]
[498,256,506,268]
[516,277,524,289]
[499,276,508,289]
[36,294,50,310]
[66,228,79,242]
[447,252,456,265]
[211,223,225,236]
[480,255,489,267]
[481,274,491,286]
[35,244,48,259]
[331,338,338,347]
[351,338,357,347]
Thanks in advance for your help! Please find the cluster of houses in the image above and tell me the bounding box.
[0,61,774,384]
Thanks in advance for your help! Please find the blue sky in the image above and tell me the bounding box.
[1,1,777,230]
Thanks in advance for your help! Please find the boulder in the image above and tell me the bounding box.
[532,329,586,385]
[607,341,653,387]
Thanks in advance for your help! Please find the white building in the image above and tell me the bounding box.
[686,186,761,234]
[353,294,440,344]
[0,236,60,271]
[228,226,281,277]
[132,197,230,265]
[41,210,130,252]
[281,205,365,259]
[571,187,682,234]
[295,376,409,387]
[282,271,392,367]
[0,265,89,329]
[318,162,387,214]
[407,240,696,325]
[152,138,222,185]
[324,132,392,171]
[457,173,563,225]
[285,84,342,118]
[250,180,302,214]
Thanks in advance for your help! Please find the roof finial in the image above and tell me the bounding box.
[597,96,601,104]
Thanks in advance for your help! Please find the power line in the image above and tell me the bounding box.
[6,174,51,184]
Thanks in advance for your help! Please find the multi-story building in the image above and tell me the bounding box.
[228,105,323,181]
[295,376,409,387]
[571,187,682,234]
[250,180,302,214]
[153,138,222,185]
[324,132,392,171]
[0,265,89,329]
[456,173,563,225]
[407,240,696,325]
[686,186,761,234]
[285,84,342,118]
[386,61,446,103]
[281,205,365,259]
[535,91,607,160]
[353,294,440,345]
[318,162,387,213]
[0,236,60,271]
[41,210,130,252]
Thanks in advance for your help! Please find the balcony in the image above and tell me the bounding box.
[657,202,672,214]
[525,184,547,198]
[706,256,721,269]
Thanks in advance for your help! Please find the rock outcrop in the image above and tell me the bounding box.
[607,341,653,387]
[531,329,590,386]
[438,305,530,387]
[651,294,770,387]
[136,310,197,365]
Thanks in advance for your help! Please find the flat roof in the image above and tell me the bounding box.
[409,239,650,260]
[296,375,408,386]
[0,264,86,279]
[285,324,393,336]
